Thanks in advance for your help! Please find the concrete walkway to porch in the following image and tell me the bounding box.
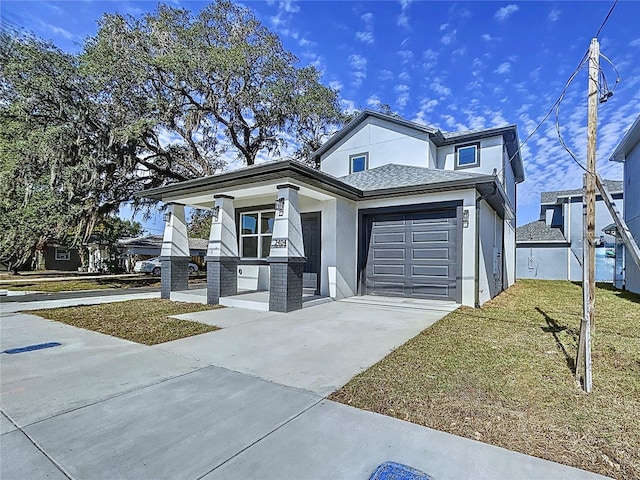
[170,287,332,311]
[162,295,460,396]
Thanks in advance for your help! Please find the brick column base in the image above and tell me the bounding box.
[160,257,189,299]
[206,256,238,305]
[268,257,305,313]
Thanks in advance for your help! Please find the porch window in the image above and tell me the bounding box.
[240,210,275,258]
[55,248,70,261]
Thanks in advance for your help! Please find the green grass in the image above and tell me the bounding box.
[29,299,220,345]
[1,278,162,292]
[330,280,640,479]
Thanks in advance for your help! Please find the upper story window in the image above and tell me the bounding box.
[455,142,480,169]
[350,152,368,173]
[240,210,275,258]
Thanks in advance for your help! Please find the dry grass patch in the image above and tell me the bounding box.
[29,299,219,345]
[330,280,640,479]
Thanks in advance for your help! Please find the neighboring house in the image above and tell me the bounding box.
[516,180,623,282]
[37,242,82,271]
[117,235,208,272]
[136,110,524,311]
[609,114,640,294]
[32,241,81,272]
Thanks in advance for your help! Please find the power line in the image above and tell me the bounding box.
[594,0,619,38]
[497,0,620,181]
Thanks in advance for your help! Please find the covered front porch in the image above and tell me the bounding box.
[170,287,332,311]
[137,161,360,313]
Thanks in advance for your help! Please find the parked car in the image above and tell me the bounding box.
[133,257,199,275]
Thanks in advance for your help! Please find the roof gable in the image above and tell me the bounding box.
[310,109,524,183]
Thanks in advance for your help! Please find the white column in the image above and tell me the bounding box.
[269,185,304,259]
[207,195,238,258]
[161,204,189,258]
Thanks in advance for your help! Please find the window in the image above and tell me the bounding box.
[55,248,70,261]
[240,210,275,258]
[455,143,480,169]
[350,152,368,173]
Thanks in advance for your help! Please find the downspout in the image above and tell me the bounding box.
[475,182,499,308]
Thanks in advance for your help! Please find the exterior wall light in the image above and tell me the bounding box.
[163,212,172,223]
[211,205,220,221]
[274,198,285,216]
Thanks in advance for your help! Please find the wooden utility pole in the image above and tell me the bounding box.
[576,38,599,393]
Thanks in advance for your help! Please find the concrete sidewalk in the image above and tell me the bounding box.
[1,296,610,480]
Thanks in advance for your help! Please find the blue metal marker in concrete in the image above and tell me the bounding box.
[369,461,434,480]
[2,342,61,354]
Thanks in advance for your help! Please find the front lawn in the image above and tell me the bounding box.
[330,280,640,479]
[1,277,162,292]
[29,299,220,345]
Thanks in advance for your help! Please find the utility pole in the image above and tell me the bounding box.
[576,37,599,393]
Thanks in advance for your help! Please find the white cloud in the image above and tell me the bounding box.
[482,34,495,41]
[45,23,74,40]
[379,70,394,81]
[329,80,343,91]
[494,62,511,74]
[440,23,449,31]
[366,95,381,108]
[548,9,561,22]
[423,49,438,61]
[431,78,452,98]
[630,38,640,47]
[356,12,375,45]
[441,29,457,45]
[412,98,439,125]
[395,84,410,108]
[398,0,412,29]
[398,50,413,63]
[356,31,374,45]
[349,54,367,87]
[398,71,411,81]
[495,4,519,22]
[340,98,358,115]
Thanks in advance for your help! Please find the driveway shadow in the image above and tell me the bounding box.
[536,307,578,375]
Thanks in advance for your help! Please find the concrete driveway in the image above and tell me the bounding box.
[1,295,609,480]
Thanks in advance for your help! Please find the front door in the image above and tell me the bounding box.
[301,212,321,294]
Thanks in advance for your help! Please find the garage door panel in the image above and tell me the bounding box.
[410,284,450,298]
[373,264,405,276]
[412,248,451,260]
[373,248,405,259]
[369,281,405,296]
[411,265,450,278]
[412,231,450,243]
[365,208,459,301]
[373,232,406,244]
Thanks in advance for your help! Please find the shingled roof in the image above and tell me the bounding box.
[340,163,488,191]
[540,180,623,204]
[516,221,568,243]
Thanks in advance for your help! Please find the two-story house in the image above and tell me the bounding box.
[137,110,524,311]
[609,114,640,294]
[516,180,623,282]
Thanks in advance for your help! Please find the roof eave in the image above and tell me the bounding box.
[134,160,363,202]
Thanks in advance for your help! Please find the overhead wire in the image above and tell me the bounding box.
[495,0,619,181]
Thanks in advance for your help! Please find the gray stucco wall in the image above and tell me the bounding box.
[516,244,569,280]
[478,200,504,305]
[624,141,640,294]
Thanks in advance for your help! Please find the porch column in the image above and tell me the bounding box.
[160,203,190,299]
[206,195,238,305]
[267,184,305,312]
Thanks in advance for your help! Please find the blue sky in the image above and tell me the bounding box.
[3,0,639,235]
